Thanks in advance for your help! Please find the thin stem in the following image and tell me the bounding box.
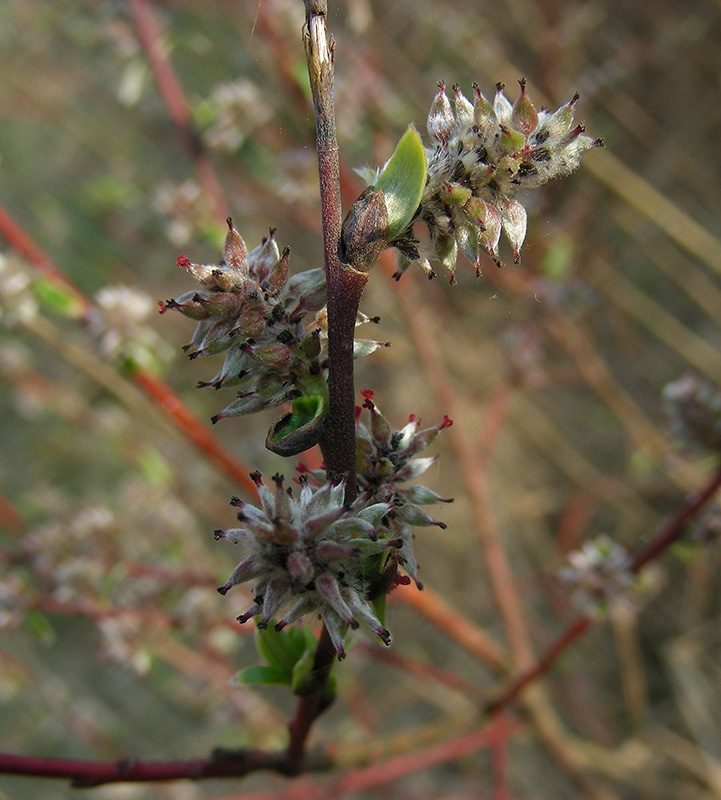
[486,464,721,715]
[630,464,721,572]
[127,0,229,222]
[285,625,338,770]
[0,202,256,496]
[303,0,367,496]
[269,2,363,774]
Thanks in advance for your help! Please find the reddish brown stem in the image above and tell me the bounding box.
[0,202,256,496]
[630,464,721,572]
[0,202,91,320]
[275,4,358,772]
[0,749,327,787]
[302,0,365,496]
[485,615,593,715]
[285,625,337,771]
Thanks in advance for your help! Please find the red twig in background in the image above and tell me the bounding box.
[0,488,29,539]
[0,202,91,320]
[357,642,485,699]
[127,0,229,222]
[485,615,594,714]
[327,716,523,798]
[0,200,257,497]
[394,583,507,671]
[486,464,721,714]
[630,465,721,572]
[132,370,257,495]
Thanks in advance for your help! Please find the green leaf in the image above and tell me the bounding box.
[254,624,318,678]
[32,278,85,319]
[290,643,318,696]
[232,626,321,690]
[271,394,325,441]
[232,665,291,687]
[266,394,326,456]
[375,125,427,240]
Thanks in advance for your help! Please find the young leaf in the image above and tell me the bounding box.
[375,125,428,240]
[32,278,85,319]
[232,665,291,687]
[255,625,301,676]
[266,394,326,456]
[291,642,320,696]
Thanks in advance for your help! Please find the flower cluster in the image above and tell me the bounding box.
[356,392,453,586]
[162,219,387,425]
[160,219,327,421]
[94,285,172,372]
[299,391,453,587]
[215,472,403,659]
[559,535,636,616]
[398,80,603,280]
[663,374,721,454]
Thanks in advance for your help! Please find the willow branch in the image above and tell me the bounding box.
[303,0,367,495]
[261,2,358,773]
[0,749,330,788]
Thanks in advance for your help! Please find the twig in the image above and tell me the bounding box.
[485,615,593,715]
[284,624,337,771]
[127,0,229,222]
[630,464,721,572]
[0,749,329,788]
[0,201,256,497]
[132,370,257,496]
[279,1,362,771]
[328,716,523,797]
[395,583,507,672]
[0,202,91,320]
[486,464,721,714]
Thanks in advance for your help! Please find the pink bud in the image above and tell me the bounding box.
[223,217,247,273]
[427,81,455,143]
[511,78,539,137]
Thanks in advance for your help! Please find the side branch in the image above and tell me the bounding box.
[486,464,721,714]
[0,749,331,788]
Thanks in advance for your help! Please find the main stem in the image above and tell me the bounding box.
[303,0,367,500]
[283,1,367,771]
